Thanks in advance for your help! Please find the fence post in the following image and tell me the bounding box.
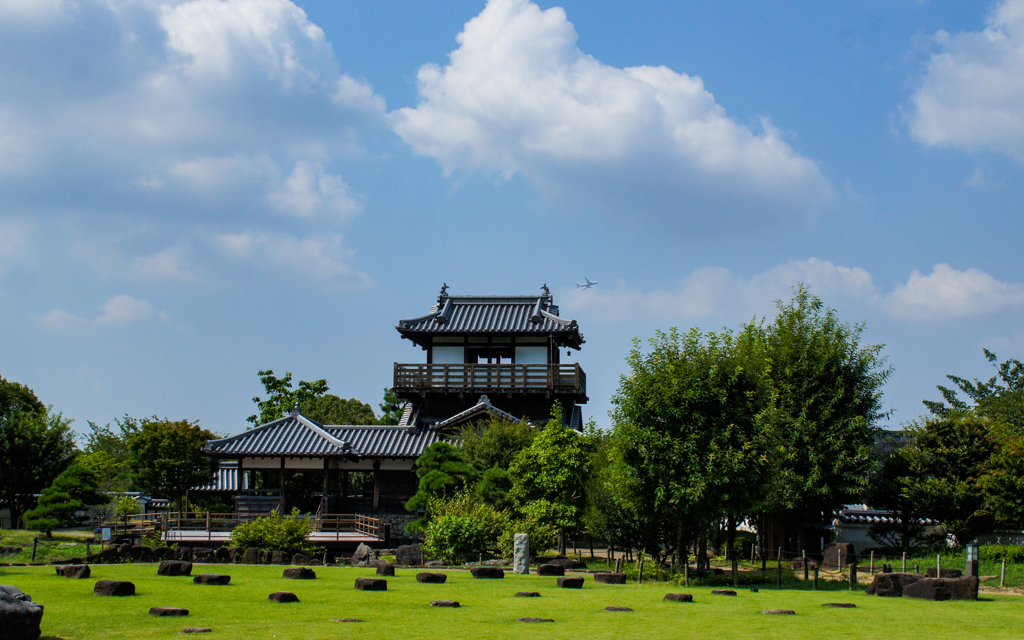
[902,551,907,573]
[1001,558,1006,588]
[849,560,858,590]
[802,549,808,582]
[638,550,645,584]
[32,538,38,561]
[733,554,739,587]
[813,564,819,590]
[869,551,874,575]
[937,554,941,577]
[776,548,782,589]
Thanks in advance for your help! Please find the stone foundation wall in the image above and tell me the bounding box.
[381,514,422,542]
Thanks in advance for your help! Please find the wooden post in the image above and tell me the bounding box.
[279,457,286,513]
[638,550,645,584]
[849,560,858,590]
[684,556,689,586]
[372,460,381,511]
[776,547,782,588]
[732,554,739,587]
[1001,558,1007,587]
[902,551,907,573]
[32,538,38,561]
[937,554,941,577]
[803,549,808,581]
[86,540,91,556]
[813,564,819,590]
[869,550,874,575]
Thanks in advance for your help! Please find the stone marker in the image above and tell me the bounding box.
[179,628,212,633]
[537,564,564,577]
[416,572,447,584]
[605,606,632,611]
[354,578,387,591]
[268,591,299,603]
[94,580,135,596]
[431,600,460,607]
[55,564,91,579]
[0,585,44,640]
[663,593,693,602]
[516,591,541,597]
[711,589,737,596]
[330,618,363,622]
[282,567,315,580]
[469,567,504,579]
[158,561,193,577]
[193,575,231,585]
[865,572,925,597]
[762,609,795,615]
[376,563,396,576]
[557,576,584,589]
[903,576,979,601]
[822,603,856,608]
[593,572,626,585]
[150,607,189,616]
[513,533,529,574]
[517,618,554,623]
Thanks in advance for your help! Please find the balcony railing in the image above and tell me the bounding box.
[394,363,586,396]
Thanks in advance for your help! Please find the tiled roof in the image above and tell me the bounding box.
[325,426,444,458]
[835,508,937,526]
[433,395,521,431]
[397,293,585,348]
[193,460,248,492]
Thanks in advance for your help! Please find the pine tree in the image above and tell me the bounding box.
[23,464,110,536]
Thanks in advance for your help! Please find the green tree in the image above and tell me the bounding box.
[924,349,1024,435]
[23,464,109,536]
[405,442,477,530]
[508,408,596,555]
[377,389,405,425]
[421,492,506,564]
[475,467,513,510]
[247,370,330,426]
[0,378,78,527]
[303,395,376,425]
[979,436,1024,529]
[126,417,217,509]
[78,416,140,492]
[866,447,927,548]
[458,415,535,472]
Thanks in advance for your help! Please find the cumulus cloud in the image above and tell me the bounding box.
[909,0,1024,159]
[390,0,833,228]
[217,231,370,284]
[563,259,1023,323]
[267,161,364,218]
[42,294,163,330]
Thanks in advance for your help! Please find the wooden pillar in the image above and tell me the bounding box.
[322,458,330,514]
[373,459,381,511]
[237,457,245,491]
[279,457,286,513]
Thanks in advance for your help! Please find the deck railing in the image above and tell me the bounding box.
[394,363,586,396]
[99,512,381,541]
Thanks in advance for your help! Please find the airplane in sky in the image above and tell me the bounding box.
[575,277,598,290]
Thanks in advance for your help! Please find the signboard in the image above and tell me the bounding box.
[101,528,111,541]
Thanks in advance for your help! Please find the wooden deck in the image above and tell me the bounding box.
[394,363,586,396]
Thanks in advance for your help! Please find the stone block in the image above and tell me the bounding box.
[516,591,540,597]
[865,572,924,597]
[470,567,504,579]
[271,551,291,565]
[517,618,553,623]
[903,576,979,601]
[158,561,193,577]
[605,606,632,611]
[243,548,262,564]
[354,578,387,591]
[154,547,175,560]
[282,568,315,580]
[593,572,626,584]
[263,551,273,564]
[396,544,422,566]
[180,628,212,633]
[130,546,155,562]
[822,603,857,608]
[762,609,795,615]
[213,548,231,563]
[513,533,529,575]
[268,592,299,603]
[711,589,737,596]
[536,564,564,577]
[789,557,817,571]
[150,607,189,616]
[557,576,584,589]
[94,580,135,596]
[431,600,460,607]
[193,575,231,585]
[663,593,693,602]
[926,568,962,579]
[541,557,587,570]
[227,547,243,562]
[821,543,856,569]
[291,554,310,565]
[192,548,213,560]
[416,572,447,584]
[376,563,396,576]
[55,565,91,579]
[0,585,44,640]
[175,548,193,562]
[93,547,120,563]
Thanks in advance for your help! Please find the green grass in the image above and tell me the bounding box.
[3,563,1022,640]
[1,529,98,565]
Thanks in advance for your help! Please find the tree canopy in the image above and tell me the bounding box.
[23,464,109,536]
[126,417,217,508]
[247,370,330,426]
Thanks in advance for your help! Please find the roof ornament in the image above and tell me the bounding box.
[290,402,301,417]
[541,283,550,295]
[438,282,449,304]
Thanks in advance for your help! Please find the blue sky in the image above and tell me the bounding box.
[1,0,1022,437]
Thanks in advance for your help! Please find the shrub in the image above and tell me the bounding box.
[114,496,141,517]
[229,508,318,555]
[980,544,1024,563]
[497,512,559,559]
[422,493,506,564]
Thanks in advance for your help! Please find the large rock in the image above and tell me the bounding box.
[192,548,213,561]
[593,572,626,585]
[291,554,310,565]
[0,585,43,640]
[94,580,135,596]
[926,568,962,579]
[396,544,422,566]
[271,551,291,565]
[430,600,460,607]
[149,607,189,616]
[376,563,396,576]
[213,548,232,563]
[55,565,91,579]
[557,576,584,589]
[91,547,120,563]
[536,564,564,577]
[903,576,979,601]
[513,534,529,575]
[282,568,315,580]
[157,561,193,577]
[469,567,504,579]
[354,578,387,591]
[268,592,299,603]
[416,573,447,584]
[865,572,924,597]
[351,543,376,565]
[175,548,193,562]
[243,548,262,564]
[821,543,856,569]
[193,575,231,585]
[226,547,243,562]
[664,593,693,602]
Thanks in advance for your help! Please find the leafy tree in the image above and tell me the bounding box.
[584,434,660,556]
[126,417,217,509]
[508,408,596,555]
[78,417,140,491]
[421,492,506,564]
[0,379,78,527]
[303,395,376,425]
[377,389,405,425]
[475,467,513,510]
[924,349,1024,435]
[979,435,1024,530]
[247,370,330,426]
[867,447,927,547]
[23,464,109,536]
[405,442,477,530]
[458,415,535,472]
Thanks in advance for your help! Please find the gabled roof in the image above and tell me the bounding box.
[433,395,521,431]
[397,290,585,349]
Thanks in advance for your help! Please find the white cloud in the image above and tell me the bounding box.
[217,231,370,284]
[390,0,833,228]
[267,161,364,218]
[909,0,1024,159]
[563,259,1023,323]
[42,294,162,331]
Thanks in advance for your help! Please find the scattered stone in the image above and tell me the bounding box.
[351,543,376,565]
[516,592,541,598]
[749,588,760,593]
[262,551,273,564]
[557,577,584,589]
[308,558,323,566]
[711,590,737,596]
[593,572,626,585]
[416,573,447,584]
[517,618,554,623]
[243,548,262,564]
[822,603,856,608]
[903,576,979,601]
[396,543,422,566]
[282,567,315,580]
[150,607,189,616]
[865,572,925,597]
[762,609,795,615]
[354,578,387,591]
[92,547,119,563]
[179,628,212,633]
[213,547,231,563]
[175,548,194,563]
[431,600,460,607]
[158,561,193,577]
[882,563,893,574]
[289,553,309,565]
[330,619,363,622]
[94,580,135,597]
[193,575,231,585]
[605,606,632,612]
[376,563,396,576]
[536,564,564,577]
[926,568,962,579]
[55,564,91,579]
[271,551,291,565]
[470,567,504,579]
[821,543,856,569]
[227,547,243,562]
[0,585,44,640]
[130,546,156,562]
[663,593,693,602]
[268,591,299,603]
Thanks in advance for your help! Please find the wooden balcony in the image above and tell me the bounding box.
[394,363,586,397]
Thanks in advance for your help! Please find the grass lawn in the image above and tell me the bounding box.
[3,564,1022,640]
